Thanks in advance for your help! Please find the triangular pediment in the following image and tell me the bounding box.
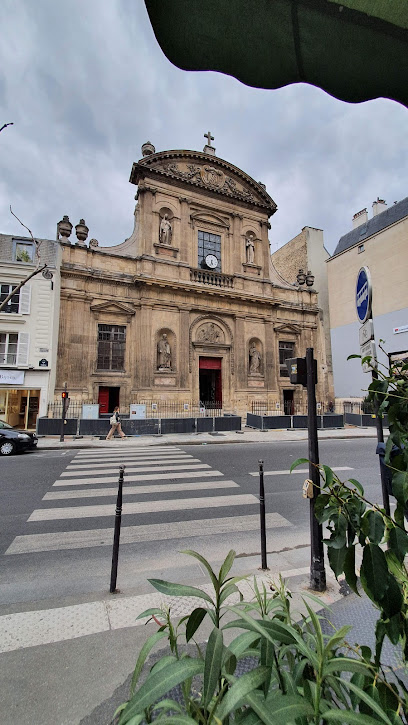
[130,150,277,215]
[90,300,135,315]
[274,323,301,335]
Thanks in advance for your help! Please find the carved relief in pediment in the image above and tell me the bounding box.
[156,161,257,203]
[196,323,225,343]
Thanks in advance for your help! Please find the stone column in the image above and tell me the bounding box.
[178,197,191,264]
[139,304,153,389]
[260,220,270,276]
[179,310,190,389]
[264,320,277,391]
[234,316,246,389]
[139,187,155,256]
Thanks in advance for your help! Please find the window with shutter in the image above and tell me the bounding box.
[17,332,30,366]
[19,284,31,314]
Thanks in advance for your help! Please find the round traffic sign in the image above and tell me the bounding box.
[356,266,372,324]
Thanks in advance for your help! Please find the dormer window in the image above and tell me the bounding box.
[14,240,35,263]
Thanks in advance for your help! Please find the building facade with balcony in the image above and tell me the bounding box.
[0,234,60,427]
[55,140,331,415]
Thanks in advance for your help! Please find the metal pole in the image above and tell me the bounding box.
[60,381,67,442]
[110,465,125,593]
[306,348,326,592]
[372,370,391,517]
[258,460,268,570]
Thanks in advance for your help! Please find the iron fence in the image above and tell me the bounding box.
[47,399,224,419]
[251,401,343,416]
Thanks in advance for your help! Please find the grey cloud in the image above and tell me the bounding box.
[0,0,406,254]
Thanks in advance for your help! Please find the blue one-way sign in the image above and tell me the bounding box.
[356,267,372,324]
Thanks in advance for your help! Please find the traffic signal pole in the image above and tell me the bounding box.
[306,348,326,592]
[60,382,68,442]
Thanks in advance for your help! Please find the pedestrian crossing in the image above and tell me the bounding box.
[5,445,292,557]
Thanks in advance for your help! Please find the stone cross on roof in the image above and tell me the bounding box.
[203,131,216,156]
[204,130,214,146]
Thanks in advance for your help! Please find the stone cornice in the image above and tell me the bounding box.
[130,149,277,217]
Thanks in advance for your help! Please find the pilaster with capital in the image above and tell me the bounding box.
[178,197,191,263]
[179,310,190,388]
[264,320,277,390]
[234,316,247,389]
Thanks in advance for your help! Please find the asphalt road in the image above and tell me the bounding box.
[0,439,381,609]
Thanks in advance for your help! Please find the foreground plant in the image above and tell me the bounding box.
[115,550,406,725]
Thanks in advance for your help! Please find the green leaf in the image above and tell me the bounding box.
[347,354,362,360]
[388,526,408,562]
[135,607,165,620]
[328,544,347,578]
[303,600,324,657]
[391,471,408,506]
[344,680,394,725]
[322,464,334,487]
[203,627,223,707]
[324,625,352,655]
[185,607,207,642]
[324,657,373,676]
[290,457,309,472]
[216,666,269,719]
[218,549,236,583]
[360,544,389,602]
[130,630,167,695]
[219,582,240,605]
[180,550,218,591]
[348,478,365,496]
[362,510,385,544]
[154,718,201,725]
[227,631,260,658]
[314,493,331,519]
[323,712,388,725]
[378,576,403,619]
[246,692,314,725]
[344,545,359,595]
[119,658,204,725]
[147,579,214,604]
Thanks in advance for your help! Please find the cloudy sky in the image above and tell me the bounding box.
[1,0,407,255]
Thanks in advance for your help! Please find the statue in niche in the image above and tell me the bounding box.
[157,333,172,369]
[249,343,261,374]
[246,233,255,264]
[198,323,221,343]
[159,214,172,245]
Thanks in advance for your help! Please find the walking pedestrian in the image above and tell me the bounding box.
[106,406,126,439]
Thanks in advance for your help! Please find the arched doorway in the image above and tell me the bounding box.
[199,357,222,408]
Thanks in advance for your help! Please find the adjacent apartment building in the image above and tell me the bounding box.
[0,234,61,427]
[327,197,408,400]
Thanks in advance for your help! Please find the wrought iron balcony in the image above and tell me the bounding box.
[190,268,234,288]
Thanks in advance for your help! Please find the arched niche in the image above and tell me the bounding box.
[156,328,176,371]
[248,337,263,376]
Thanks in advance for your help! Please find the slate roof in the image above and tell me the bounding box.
[332,197,408,258]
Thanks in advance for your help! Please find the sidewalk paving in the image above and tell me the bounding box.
[36,425,380,450]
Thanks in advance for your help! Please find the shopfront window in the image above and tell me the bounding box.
[0,388,40,428]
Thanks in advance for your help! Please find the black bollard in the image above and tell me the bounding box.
[110,465,125,593]
[258,459,268,570]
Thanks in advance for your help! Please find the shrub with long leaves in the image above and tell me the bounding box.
[116,550,407,725]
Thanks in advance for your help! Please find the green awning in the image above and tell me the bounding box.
[145,0,408,107]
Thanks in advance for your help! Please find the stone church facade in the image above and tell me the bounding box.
[55,138,331,416]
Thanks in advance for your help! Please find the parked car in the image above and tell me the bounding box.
[0,420,38,456]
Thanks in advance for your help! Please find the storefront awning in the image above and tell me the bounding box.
[144,0,408,108]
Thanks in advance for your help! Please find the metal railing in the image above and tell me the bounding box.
[47,400,224,419]
[251,401,342,416]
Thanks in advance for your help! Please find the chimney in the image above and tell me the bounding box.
[372,198,387,217]
[352,208,368,229]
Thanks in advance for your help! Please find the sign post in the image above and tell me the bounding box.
[60,382,69,443]
[355,267,390,516]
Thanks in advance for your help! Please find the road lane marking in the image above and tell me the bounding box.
[66,456,196,470]
[43,480,239,500]
[75,447,182,457]
[60,463,209,477]
[248,466,354,476]
[7,512,291,554]
[53,470,223,486]
[28,494,259,521]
